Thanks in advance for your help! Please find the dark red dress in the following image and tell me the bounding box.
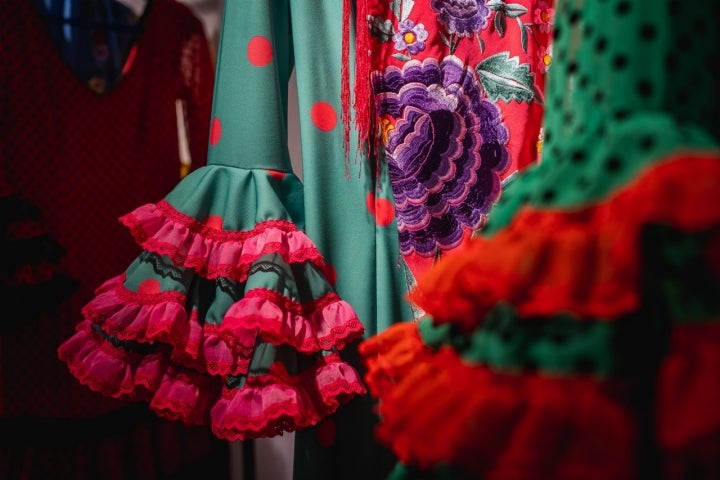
[0,0,222,477]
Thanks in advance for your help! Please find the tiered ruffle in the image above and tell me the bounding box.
[58,165,367,440]
[359,153,720,479]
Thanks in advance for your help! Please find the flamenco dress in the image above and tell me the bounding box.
[58,0,381,454]
[359,0,720,478]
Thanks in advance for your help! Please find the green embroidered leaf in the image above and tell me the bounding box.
[494,10,507,37]
[369,15,394,42]
[390,0,402,20]
[400,0,415,21]
[486,0,504,11]
[392,53,412,62]
[519,20,528,52]
[476,52,536,103]
[504,3,528,17]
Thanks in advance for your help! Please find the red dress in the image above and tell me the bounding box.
[0,0,221,477]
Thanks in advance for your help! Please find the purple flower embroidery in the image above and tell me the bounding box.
[373,56,509,257]
[393,20,429,55]
[431,0,490,37]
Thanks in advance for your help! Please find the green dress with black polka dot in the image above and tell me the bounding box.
[359,0,720,479]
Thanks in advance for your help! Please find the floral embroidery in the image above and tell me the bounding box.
[430,0,491,37]
[533,1,554,34]
[536,44,552,73]
[393,19,429,55]
[373,56,509,257]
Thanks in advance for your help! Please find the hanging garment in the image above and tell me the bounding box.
[57,1,414,479]
[0,0,220,477]
[359,0,720,479]
[352,0,552,281]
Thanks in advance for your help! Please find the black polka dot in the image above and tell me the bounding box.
[668,0,680,15]
[553,26,562,41]
[693,17,707,34]
[605,155,622,171]
[614,109,629,120]
[639,23,657,41]
[500,330,515,342]
[541,189,556,202]
[612,54,628,69]
[571,150,586,163]
[544,130,552,142]
[595,37,607,52]
[636,80,653,97]
[563,112,574,125]
[520,194,531,204]
[639,135,656,150]
[550,332,568,344]
[578,75,589,88]
[616,1,630,14]
[569,10,581,24]
[593,90,605,103]
[567,61,578,74]
[665,53,678,70]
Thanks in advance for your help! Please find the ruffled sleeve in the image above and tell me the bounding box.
[58,1,367,441]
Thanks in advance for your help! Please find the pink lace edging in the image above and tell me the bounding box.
[212,353,367,440]
[83,275,366,376]
[222,288,366,354]
[120,201,334,283]
[58,325,366,439]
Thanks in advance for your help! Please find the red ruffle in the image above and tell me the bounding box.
[221,288,365,354]
[656,322,720,478]
[81,274,366,378]
[358,320,434,398]
[81,274,253,377]
[373,346,637,480]
[58,323,366,440]
[121,200,335,283]
[409,153,720,329]
[211,353,366,440]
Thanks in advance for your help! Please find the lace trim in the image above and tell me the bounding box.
[120,201,333,283]
[222,288,365,353]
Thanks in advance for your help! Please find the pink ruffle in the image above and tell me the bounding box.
[221,288,366,354]
[59,324,364,439]
[82,275,254,376]
[121,201,334,283]
[57,322,167,400]
[211,353,366,440]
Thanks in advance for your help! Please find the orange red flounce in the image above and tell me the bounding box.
[409,153,720,330]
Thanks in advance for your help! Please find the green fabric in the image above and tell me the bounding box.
[196,1,413,479]
[485,0,720,235]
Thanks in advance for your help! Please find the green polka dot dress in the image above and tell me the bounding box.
[360,0,720,478]
[58,1,413,478]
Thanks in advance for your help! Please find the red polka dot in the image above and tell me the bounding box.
[366,192,395,226]
[138,279,161,295]
[209,117,222,146]
[266,169,287,180]
[310,102,337,132]
[247,36,273,67]
[205,215,224,230]
[316,419,336,447]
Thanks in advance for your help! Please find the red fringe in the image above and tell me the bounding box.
[341,0,378,172]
